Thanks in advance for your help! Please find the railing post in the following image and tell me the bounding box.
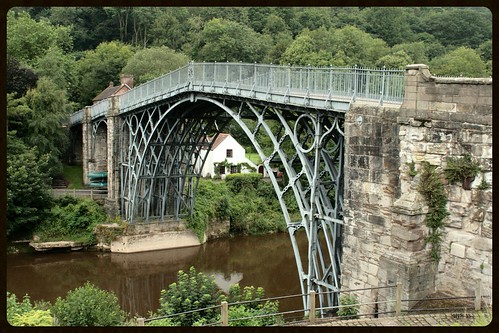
[137,318,145,326]
[73,188,76,198]
[91,188,94,200]
[395,282,402,316]
[475,279,482,311]
[221,301,229,326]
[309,290,316,323]
[379,66,386,106]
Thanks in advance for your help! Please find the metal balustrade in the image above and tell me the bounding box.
[69,62,405,124]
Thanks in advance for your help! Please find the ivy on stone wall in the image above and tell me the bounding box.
[418,161,449,262]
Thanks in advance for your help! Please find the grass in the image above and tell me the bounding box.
[246,153,261,165]
[62,165,85,189]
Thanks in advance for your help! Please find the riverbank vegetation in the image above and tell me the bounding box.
[188,174,299,241]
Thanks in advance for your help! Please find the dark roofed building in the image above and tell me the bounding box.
[92,74,134,104]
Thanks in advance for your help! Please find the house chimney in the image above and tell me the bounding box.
[120,74,134,88]
[108,81,114,87]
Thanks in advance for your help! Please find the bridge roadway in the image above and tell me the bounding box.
[68,62,405,317]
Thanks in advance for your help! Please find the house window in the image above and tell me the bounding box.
[231,165,238,174]
[226,149,233,158]
[219,165,226,175]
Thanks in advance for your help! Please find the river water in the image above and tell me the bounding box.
[7,232,309,317]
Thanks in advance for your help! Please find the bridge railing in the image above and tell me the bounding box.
[71,62,405,123]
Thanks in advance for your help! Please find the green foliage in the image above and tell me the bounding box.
[24,77,72,175]
[444,154,482,185]
[52,281,126,326]
[7,56,38,97]
[225,174,287,235]
[187,179,230,241]
[76,41,134,106]
[224,284,282,326]
[7,10,73,66]
[121,46,190,85]
[337,294,360,319]
[197,18,271,62]
[6,133,52,237]
[225,173,262,193]
[62,164,84,189]
[407,161,417,178]
[7,292,35,324]
[10,310,53,327]
[430,47,488,77]
[7,292,53,326]
[418,162,449,261]
[34,197,107,245]
[156,267,224,326]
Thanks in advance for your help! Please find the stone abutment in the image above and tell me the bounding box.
[341,64,492,315]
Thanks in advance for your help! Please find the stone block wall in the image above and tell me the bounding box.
[397,65,492,303]
[341,64,492,315]
[341,104,401,314]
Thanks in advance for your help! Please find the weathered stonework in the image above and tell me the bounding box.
[342,64,492,315]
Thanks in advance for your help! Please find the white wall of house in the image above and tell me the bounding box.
[196,134,257,178]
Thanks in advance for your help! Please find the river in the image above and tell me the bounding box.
[6,232,309,317]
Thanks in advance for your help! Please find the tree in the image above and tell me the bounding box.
[197,18,270,63]
[330,25,389,67]
[121,46,190,85]
[50,7,119,51]
[75,41,134,106]
[391,41,429,64]
[429,47,488,77]
[34,46,78,93]
[52,282,126,326]
[7,56,38,97]
[375,50,412,69]
[24,77,72,175]
[6,133,52,237]
[360,7,414,47]
[149,8,189,50]
[421,8,492,49]
[7,10,73,66]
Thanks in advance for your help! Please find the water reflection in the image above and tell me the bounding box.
[7,232,308,316]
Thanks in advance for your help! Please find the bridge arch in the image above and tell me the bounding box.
[119,92,344,313]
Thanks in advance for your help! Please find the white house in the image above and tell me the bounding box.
[197,133,258,178]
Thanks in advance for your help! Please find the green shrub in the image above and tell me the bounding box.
[10,309,53,326]
[444,154,481,185]
[7,292,34,324]
[224,284,282,326]
[156,266,224,326]
[52,282,126,326]
[225,173,262,193]
[337,294,360,319]
[418,161,449,261]
[34,197,107,245]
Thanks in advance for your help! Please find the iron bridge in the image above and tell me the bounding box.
[70,62,404,315]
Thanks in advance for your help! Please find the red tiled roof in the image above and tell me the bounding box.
[92,83,132,103]
[209,133,230,151]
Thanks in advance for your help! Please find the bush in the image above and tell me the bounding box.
[337,294,360,319]
[52,282,126,326]
[224,284,283,326]
[9,309,53,326]
[34,197,107,245]
[156,266,224,326]
[7,292,34,324]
